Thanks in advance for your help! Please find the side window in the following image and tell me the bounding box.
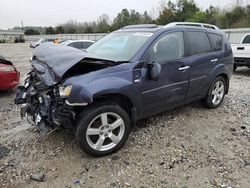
[242,35,250,44]
[68,42,82,49]
[186,31,212,56]
[209,33,223,51]
[149,32,184,62]
[83,42,93,49]
[74,42,83,49]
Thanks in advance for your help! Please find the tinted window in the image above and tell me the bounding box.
[242,35,250,44]
[186,31,212,56]
[72,42,83,49]
[83,42,93,49]
[209,33,223,51]
[149,32,185,62]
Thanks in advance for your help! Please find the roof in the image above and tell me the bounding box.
[121,24,159,29]
[118,22,221,33]
[164,22,219,30]
[117,24,162,33]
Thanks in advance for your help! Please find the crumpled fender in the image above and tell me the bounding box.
[67,76,142,114]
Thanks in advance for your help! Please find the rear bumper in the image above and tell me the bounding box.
[0,71,20,90]
[234,57,250,67]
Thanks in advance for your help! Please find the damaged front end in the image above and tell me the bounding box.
[15,44,116,136]
[15,71,76,136]
[15,43,122,136]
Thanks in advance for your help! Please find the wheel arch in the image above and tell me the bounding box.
[217,73,229,94]
[206,63,231,96]
[92,93,137,128]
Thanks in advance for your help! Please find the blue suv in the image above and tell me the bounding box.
[15,23,233,156]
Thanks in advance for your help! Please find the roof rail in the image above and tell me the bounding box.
[164,22,219,30]
[121,24,159,30]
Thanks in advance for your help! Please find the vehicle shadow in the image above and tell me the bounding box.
[234,67,250,77]
[0,89,16,98]
[136,100,204,129]
[41,100,205,158]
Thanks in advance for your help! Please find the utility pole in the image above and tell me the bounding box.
[21,21,23,30]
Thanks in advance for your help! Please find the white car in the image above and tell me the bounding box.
[230,33,250,70]
[30,38,54,48]
[60,40,95,50]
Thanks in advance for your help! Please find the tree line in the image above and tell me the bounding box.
[23,0,250,35]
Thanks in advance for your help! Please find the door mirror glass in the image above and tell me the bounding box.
[147,61,161,81]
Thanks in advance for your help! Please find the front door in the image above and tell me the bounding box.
[138,31,190,118]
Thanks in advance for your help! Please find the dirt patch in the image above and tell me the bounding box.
[0,43,249,188]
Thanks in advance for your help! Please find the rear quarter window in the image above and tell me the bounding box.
[186,31,212,56]
[242,35,250,44]
[68,42,83,49]
[209,33,223,51]
[83,42,94,49]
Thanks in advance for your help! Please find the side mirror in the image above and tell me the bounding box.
[147,61,161,81]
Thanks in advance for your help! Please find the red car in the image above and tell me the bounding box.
[0,56,20,90]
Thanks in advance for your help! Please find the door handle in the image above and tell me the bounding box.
[178,66,190,71]
[237,47,245,50]
[211,59,218,63]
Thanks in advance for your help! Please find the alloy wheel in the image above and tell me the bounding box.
[211,80,225,105]
[86,112,125,151]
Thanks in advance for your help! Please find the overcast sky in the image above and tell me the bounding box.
[0,0,248,29]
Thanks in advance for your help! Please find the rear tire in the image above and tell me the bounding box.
[202,76,226,109]
[76,103,131,157]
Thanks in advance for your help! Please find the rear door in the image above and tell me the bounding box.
[139,31,190,117]
[184,30,218,99]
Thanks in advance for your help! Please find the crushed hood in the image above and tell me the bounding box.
[33,43,94,77]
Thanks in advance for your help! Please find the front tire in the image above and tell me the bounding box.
[76,104,131,156]
[202,76,226,108]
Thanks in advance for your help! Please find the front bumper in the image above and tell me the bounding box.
[234,57,250,67]
[15,82,75,136]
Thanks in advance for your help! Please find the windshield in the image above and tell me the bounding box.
[86,32,153,62]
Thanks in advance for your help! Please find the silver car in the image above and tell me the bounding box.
[60,40,94,50]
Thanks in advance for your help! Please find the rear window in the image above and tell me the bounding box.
[204,25,216,29]
[186,31,212,56]
[242,35,250,44]
[83,42,93,49]
[209,33,223,51]
[71,42,83,49]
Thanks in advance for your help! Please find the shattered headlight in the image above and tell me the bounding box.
[59,85,72,97]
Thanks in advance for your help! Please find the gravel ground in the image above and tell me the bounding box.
[0,43,249,188]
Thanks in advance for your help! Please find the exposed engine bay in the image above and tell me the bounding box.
[15,58,112,136]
